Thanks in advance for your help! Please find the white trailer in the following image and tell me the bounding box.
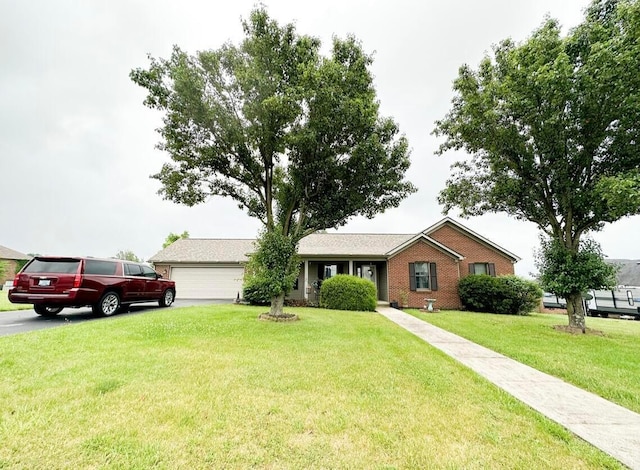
[587,287,640,319]
[542,288,640,320]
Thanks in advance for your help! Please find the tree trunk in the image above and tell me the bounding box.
[566,292,586,333]
[270,292,285,316]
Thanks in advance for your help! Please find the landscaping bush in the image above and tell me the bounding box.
[242,278,272,306]
[319,275,377,311]
[458,274,542,315]
[495,275,543,315]
[458,274,501,313]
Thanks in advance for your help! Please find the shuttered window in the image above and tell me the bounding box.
[409,262,438,291]
[468,263,496,276]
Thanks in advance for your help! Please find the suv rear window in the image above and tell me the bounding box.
[84,259,118,276]
[23,259,80,274]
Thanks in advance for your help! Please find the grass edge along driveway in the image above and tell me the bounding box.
[0,305,622,469]
[0,289,30,311]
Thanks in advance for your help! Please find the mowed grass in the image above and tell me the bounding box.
[0,289,31,312]
[0,305,621,469]
[412,310,640,414]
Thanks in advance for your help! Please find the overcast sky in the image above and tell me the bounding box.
[1,0,637,277]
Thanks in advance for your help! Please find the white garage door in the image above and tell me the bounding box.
[171,266,245,299]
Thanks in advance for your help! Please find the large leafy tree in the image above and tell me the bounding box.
[131,8,415,316]
[433,0,640,329]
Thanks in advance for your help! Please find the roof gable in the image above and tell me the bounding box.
[422,217,521,262]
[386,233,464,260]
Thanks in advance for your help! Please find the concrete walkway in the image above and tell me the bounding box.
[377,307,640,469]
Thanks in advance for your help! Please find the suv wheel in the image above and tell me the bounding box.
[93,291,120,316]
[34,305,63,316]
[159,289,175,307]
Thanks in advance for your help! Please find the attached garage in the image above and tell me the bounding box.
[170,265,245,299]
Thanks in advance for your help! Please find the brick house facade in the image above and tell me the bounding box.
[386,220,518,309]
[0,245,30,286]
[429,224,515,278]
[150,218,519,305]
[388,240,463,309]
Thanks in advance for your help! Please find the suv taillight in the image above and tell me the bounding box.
[73,274,82,288]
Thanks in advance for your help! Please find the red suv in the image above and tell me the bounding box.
[8,257,176,316]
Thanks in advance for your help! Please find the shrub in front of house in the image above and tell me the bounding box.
[242,278,272,306]
[319,275,377,312]
[458,274,501,313]
[494,275,543,315]
[458,274,543,315]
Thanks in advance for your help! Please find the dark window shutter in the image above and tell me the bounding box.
[409,263,416,291]
[318,264,324,280]
[469,263,474,275]
[488,263,496,277]
[430,263,438,291]
[337,264,344,275]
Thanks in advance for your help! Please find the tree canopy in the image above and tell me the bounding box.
[131,8,415,315]
[114,250,142,263]
[163,231,189,249]
[433,0,640,329]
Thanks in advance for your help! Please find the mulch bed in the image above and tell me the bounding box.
[539,307,567,314]
[258,312,300,322]
[552,325,605,336]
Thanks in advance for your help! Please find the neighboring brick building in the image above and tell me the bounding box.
[150,217,520,307]
[0,245,30,286]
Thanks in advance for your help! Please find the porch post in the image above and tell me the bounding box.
[304,260,309,300]
[349,260,353,275]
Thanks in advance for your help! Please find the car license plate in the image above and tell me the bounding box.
[38,279,51,286]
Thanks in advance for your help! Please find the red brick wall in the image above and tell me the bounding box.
[429,225,515,277]
[153,263,171,278]
[388,241,463,309]
[0,259,18,285]
[387,225,517,309]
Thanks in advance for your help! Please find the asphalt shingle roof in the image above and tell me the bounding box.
[148,218,520,264]
[608,259,640,286]
[149,233,415,263]
[299,233,413,256]
[0,245,30,260]
[149,238,255,263]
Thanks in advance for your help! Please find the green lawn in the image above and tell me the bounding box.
[411,310,640,414]
[0,305,620,469]
[0,289,31,312]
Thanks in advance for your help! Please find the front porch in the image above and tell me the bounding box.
[288,259,388,303]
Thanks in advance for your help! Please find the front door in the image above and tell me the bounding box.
[361,265,377,290]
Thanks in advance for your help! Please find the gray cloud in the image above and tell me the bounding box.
[1,0,636,276]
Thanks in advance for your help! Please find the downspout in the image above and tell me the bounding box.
[457,259,463,309]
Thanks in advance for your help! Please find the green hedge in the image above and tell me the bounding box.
[458,274,542,315]
[319,275,377,312]
[242,278,272,306]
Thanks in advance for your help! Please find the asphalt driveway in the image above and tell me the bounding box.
[0,299,232,337]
